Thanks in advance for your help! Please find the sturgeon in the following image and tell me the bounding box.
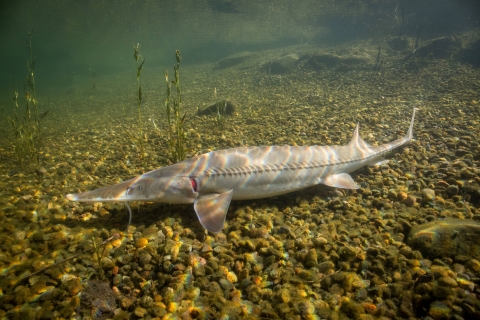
[66,109,417,233]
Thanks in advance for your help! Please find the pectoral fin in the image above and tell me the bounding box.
[194,190,233,233]
[323,173,360,189]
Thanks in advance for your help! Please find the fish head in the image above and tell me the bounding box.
[146,175,198,204]
[66,174,198,204]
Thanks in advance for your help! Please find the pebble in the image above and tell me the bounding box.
[134,306,148,318]
[135,238,148,248]
[438,276,458,287]
[421,188,435,201]
[397,191,408,201]
[101,257,115,270]
[446,185,459,196]
[403,195,417,206]
[139,253,152,267]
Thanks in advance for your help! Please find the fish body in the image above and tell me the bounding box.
[67,109,417,233]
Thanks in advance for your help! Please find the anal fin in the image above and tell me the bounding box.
[323,173,360,189]
[194,190,233,233]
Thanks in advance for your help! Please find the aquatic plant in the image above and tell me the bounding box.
[89,67,96,89]
[164,50,187,163]
[134,44,146,161]
[92,235,108,280]
[0,30,49,174]
[125,43,146,168]
[212,88,228,131]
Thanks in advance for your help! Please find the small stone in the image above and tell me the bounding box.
[428,301,451,319]
[120,296,133,309]
[31,231,45,242]
[397,191,408,201]
[201,243,213,253]
[313,237,328,246]
[193,265,205,277]
[457,278,475,291]
[134,306,148,318]
[431,266,450,278]
[438,276,458,287]
[167,302,178,313]
[219,278,234,291]
[387,189,398,200]
[421,188,435,198]
[139,253,152,267]
[226,271,238,283]
[300,300,316,315]
[403,195,417,207]
[140,296,153,308]
[466,259,480,274]
[461,168,475,178]
[339,245,357,262]
[117,254,132,265]
[446,185,459,196]
[305,249,318,268]
[30,279,47,294]
[318,261,335,273]
[399,246,412,258]
[101,257,115,270]
[113,274,122,286]
[135,238,148,248]
[277,289,291,303]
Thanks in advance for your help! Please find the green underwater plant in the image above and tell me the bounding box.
[164,50,187,163]
[1,30,49,174]
[124,43,146,169]
[134,43,146,162]
[89,67,96,89]
[212,88,228,131]
[91,235,108,280]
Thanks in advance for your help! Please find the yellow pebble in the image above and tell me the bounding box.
[298,289,307,298]
[112,239,122,248]
[397,191,408,201]
[227,271,238,283]
[167,302,178,313]
[135,238,148,248]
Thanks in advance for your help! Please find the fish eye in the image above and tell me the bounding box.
[138,186,143,190]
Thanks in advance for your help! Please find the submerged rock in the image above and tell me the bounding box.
[303,51,374,71]
[215,51,254,69]
[407,218,480,259]
[197,99,237,116]
[265,54,299,74]
[414,37,461,59]
[79,280,117,319]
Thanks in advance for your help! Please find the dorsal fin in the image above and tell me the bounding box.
[348,123,371,150]
[349,123,361,146]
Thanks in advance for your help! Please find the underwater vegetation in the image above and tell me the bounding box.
[213,98,229,131]
[126,43,147,169]
[163,50,188,163]
[89,67,96,90]
[0,30,50,176]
